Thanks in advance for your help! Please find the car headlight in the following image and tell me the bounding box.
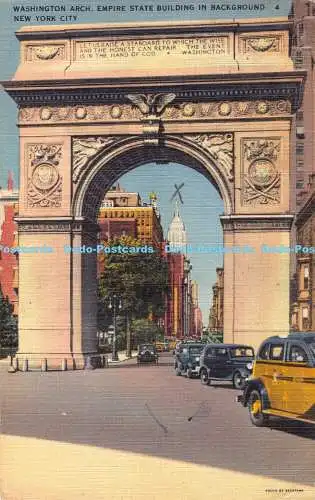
[150,351,154,354]
[141,351,145,355]
[195,356,200,362]
[246,362,253,370]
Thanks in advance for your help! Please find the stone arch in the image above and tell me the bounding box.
[72,135,233,222]
[3,17,305,369]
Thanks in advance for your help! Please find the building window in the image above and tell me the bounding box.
[296,160,304,171]
[294,49,304,68]
[296,142,304,155]
[101,200,114,208]
[302,307,309,329]
[304,266,309,290]
[298,23,304,37]
[296,181,304,189]
[296,110,304,121]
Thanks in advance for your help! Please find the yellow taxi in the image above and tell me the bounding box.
[155,340,168,352]
[165,337,177,351]
[237,333,315,426]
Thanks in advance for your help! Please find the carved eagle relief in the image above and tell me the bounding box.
[126,93,176,116]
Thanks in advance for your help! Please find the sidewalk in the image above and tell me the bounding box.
[0,350,138,370]
[107,350,138,364]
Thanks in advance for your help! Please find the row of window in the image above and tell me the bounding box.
[100,212,153,220]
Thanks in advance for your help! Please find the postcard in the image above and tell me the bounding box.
[0,0,314,499]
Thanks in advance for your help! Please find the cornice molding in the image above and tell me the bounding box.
[2,77,304,112]
[15,18,292,41]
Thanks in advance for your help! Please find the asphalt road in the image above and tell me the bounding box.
[1,353,315,500]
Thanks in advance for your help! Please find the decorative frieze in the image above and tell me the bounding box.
[26,144,63,208]
[241,138,281,206]
[18,99,291,125]
[184,133,234,181]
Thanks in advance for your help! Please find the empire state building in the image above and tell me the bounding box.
[167,201,187,250]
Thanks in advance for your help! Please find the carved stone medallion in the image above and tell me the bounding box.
[40,107,53,120]
[27,144,63,208]
[218,102,232,116]
[242,138,281,206]
[248,159,277,187]
[32,163,59,191]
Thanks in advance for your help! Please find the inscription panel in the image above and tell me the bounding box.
[75,37,229,61]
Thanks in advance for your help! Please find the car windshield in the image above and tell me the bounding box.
[140,345,154,351]
[310,343,315,358]
[230,347,254,358]
[189,346,204,355]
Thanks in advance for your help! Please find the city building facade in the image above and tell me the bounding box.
[291,0,315,206]
[98,185,163,248]
[289,0,315,329]
[209,268,224,334]
[291,174,315,331]
[0,173,19,314]
[190,280,203,337]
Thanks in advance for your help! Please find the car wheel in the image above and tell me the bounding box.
[200,368,210,386]
[187,368,193,379]
[248,390,269,427]
[233,371,246,390]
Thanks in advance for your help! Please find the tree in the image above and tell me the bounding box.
[98,235,169,326]
[130,318,164,346]
[0,286,18,353]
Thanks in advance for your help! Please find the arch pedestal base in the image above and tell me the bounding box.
[12,352,106,371]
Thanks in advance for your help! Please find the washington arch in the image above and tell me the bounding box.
[3,18,304,369]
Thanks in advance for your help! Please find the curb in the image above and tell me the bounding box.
[108,352,138,364]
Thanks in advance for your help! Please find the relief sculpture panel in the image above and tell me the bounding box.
[241,138,281,206]
[26,144,63,208]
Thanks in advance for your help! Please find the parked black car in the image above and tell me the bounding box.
[199,344,254,389]
[174,343,205,378]
[137,344,159,364]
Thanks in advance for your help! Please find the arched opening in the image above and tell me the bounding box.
[73,136,233,222]
[71,137,228,363]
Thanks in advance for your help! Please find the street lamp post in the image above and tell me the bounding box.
[108,294,122,362]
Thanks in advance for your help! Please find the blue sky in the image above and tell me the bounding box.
[0,0,292,325]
